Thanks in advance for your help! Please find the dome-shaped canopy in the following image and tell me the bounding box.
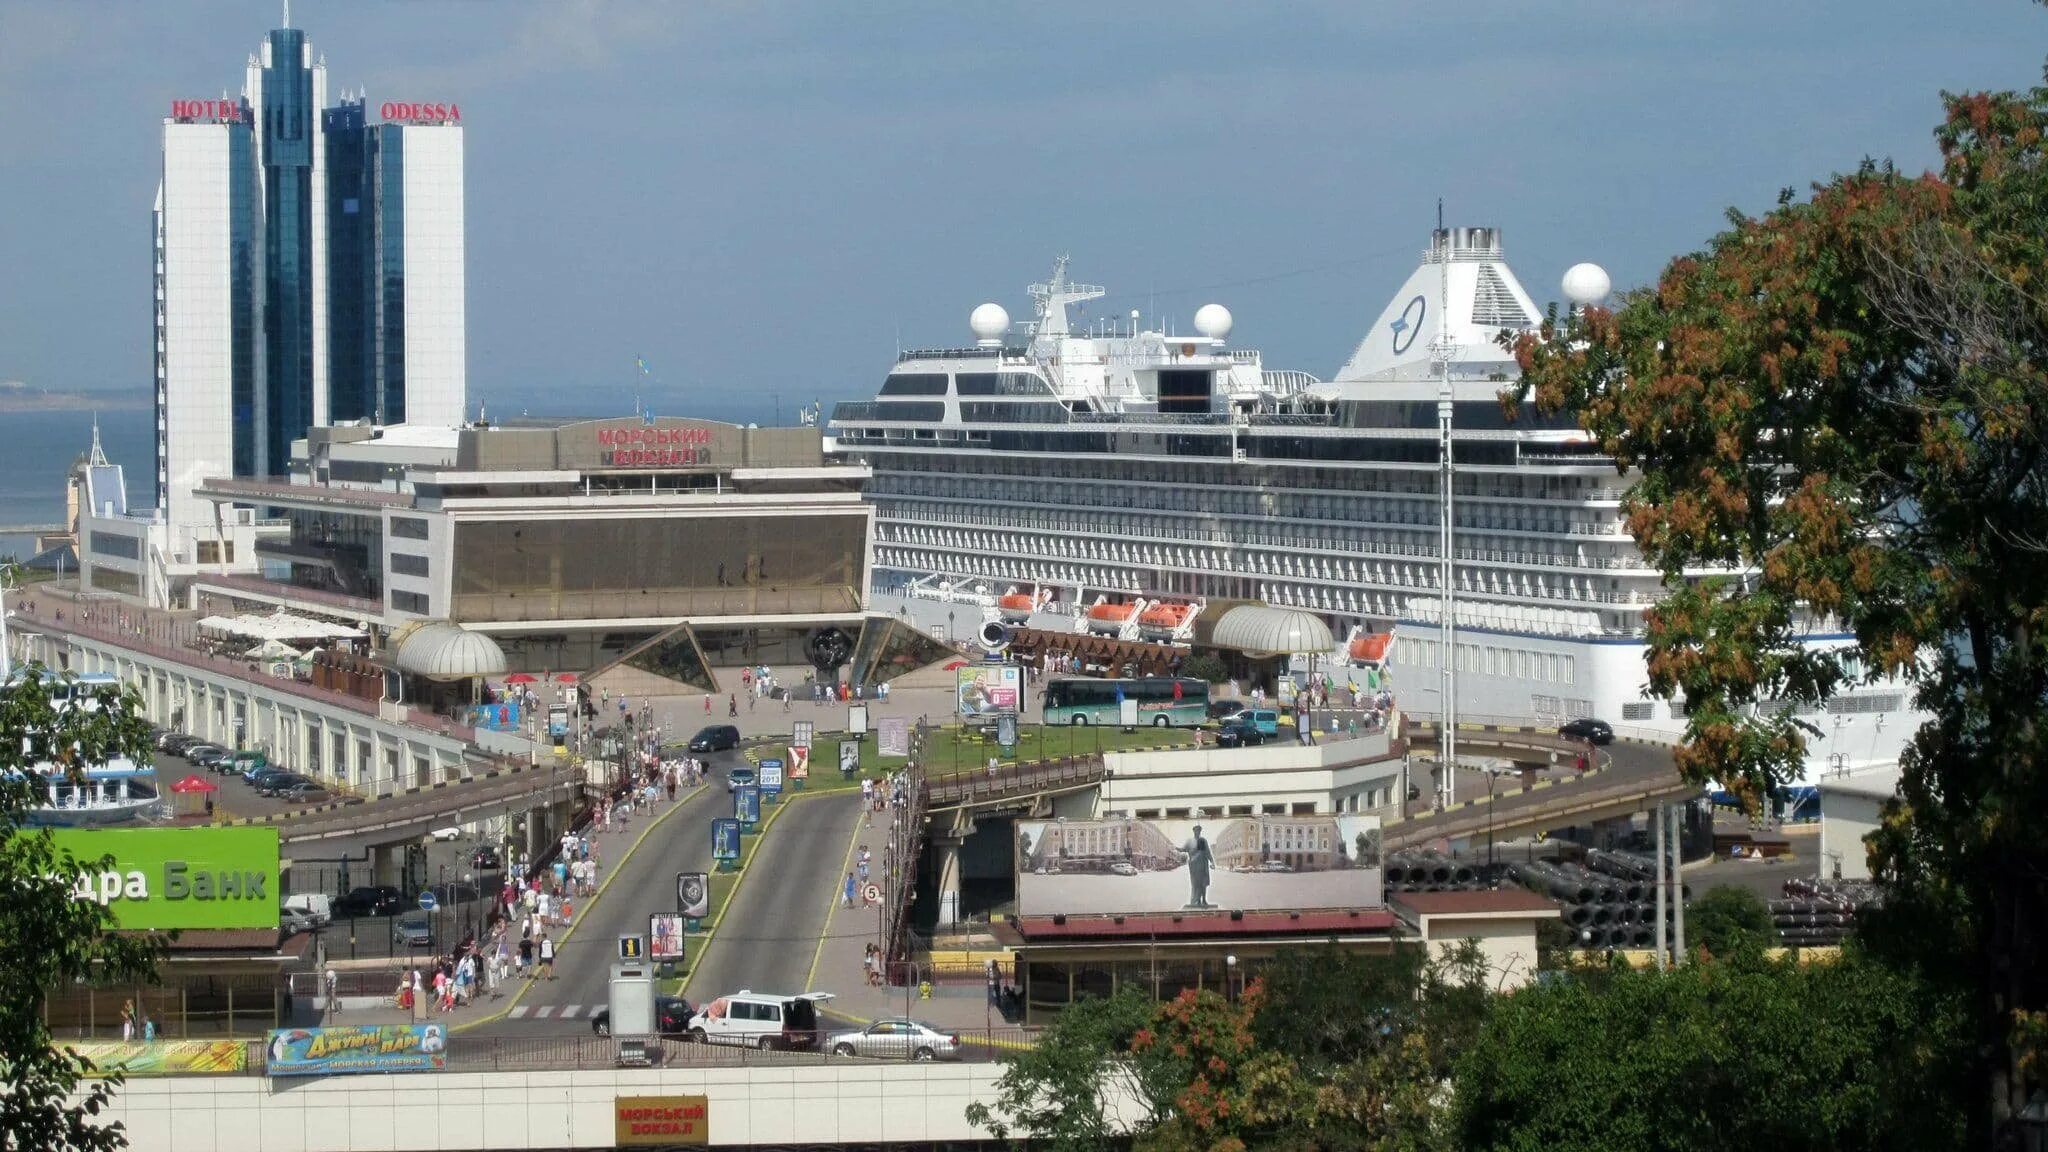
[1209,606,1335,655]
[392,622,508,680]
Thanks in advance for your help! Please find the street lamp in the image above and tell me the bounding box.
[1486,771,1498,869]
[1224,954,1238,1003]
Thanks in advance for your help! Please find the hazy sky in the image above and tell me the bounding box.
[1,1,2041,423]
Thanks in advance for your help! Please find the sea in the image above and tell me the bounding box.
[0,407,155,562]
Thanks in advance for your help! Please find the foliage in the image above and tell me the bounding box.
[1451,949,1971,1152]
[0,667,167,1151]
[1509,63,2048,1137]
[1176,654,1229,685]
[965,984,1161,1151]
[1686,885,1775,957]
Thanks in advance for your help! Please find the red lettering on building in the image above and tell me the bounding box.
[380,101,461,124]
[169,99,242,123]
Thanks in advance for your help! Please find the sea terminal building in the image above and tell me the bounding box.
[178,418,895,691]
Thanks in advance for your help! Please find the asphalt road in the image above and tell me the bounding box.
[153,750,305,820]
[682,791,863,1004]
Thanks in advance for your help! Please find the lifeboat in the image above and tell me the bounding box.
[1085,601,1138,635]
[997,592,1037,624]
[1137,601,1195,640]
[1347,631,1392,668]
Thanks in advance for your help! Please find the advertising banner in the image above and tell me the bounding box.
[264,1024,446,1076]
[650,913,687,960]
[839,741,861,775]
[758,758,783,797]
[1014,816,1384,918]
[878,717,910,758]
[956,665,1021,716]
[847,703,869,735]
[998,713,1018,750]
[790,720,813,750]
[49,828,282,931]
[547,704,570,739]
[74,1040,248,1077]
[615,1095,710,1147]
[468,701,523,733]
[712,819,742,862]
[675,871,710,918]
[733,786,760,826]
[786,745,809,780]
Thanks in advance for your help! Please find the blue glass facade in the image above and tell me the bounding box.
[324,99,373,423]
[260,28,316,475]
[228,122,257,477]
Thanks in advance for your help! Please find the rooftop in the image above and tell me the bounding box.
[1001,907,1397,944]
[1394,889,1562,919]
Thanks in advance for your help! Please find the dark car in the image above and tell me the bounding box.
[273,780,331,803]
[1214,721,1268,748]
[1559,718,1615,746]
[159,732,199,755]
[688,725,741,753]
[248,768,299,792]
[336,885,404,918]
[256,773,314,797]
[187,745,231,770]
[591,995,694,1038]
[1205,699,1246,722]
[470,845,502,871]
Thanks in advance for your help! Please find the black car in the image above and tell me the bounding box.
[159,732,199,755]
[1559,718,1615,745]
[187,745,231,770]
[688,725,740,753]
[1214,721,1268,748]
[470,845,502,872]
[335,885,404,918]
[592,996,694,1038]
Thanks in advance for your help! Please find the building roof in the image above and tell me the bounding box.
[1004,907,1397,944]
[1209,605,1336,656]
[392,622,508,680]
[1395,889,1561,918]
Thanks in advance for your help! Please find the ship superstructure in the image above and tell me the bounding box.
[830,230,1917,782]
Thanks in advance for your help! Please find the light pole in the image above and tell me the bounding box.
[1224,954,1238,1004]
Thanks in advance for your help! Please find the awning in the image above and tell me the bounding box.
[169,774,218,794]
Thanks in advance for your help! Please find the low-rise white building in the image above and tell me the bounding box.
[1090,730,1404,821]
[1817,762,1901,881]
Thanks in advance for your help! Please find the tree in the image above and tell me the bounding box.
[1176,654,1228,685]
[1510,63,2048,1141]
[965,985,1163,1150]
[0,667,166,1151]
[1687,885,1775,958]
[1452,950,1971,1152]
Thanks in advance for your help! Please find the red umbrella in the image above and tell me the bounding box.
[552,672,579,684]
[504,673,539,685]
[169,774,218,793]
[943,660,967,671]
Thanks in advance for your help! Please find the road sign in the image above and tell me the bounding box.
[862,883,880,905]
[617,934,645,961]
[417,891,439,912]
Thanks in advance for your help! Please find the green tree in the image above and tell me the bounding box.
[0,667,167,1151]
[965,985,1163,1150]
[1687,885,1775,958]
[1452,950,1970,1151]
[1510,64,2048,1139]
[1176,654,1228,685]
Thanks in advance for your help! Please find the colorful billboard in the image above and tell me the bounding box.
[650,913,687,960]
[758,758,783,796]
[49,828,282,930]
[675,871,710,918]
[468,701,523,732]
[786,745,809,781]
[264,1024,446,1076]
[711,819,741,863]
[733,785,760,825]
[956,665,1021,715]
[1014,816,1383,918]
[74,1040,248,1077]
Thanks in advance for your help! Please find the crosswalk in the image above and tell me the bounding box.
[505,1004,594,1020]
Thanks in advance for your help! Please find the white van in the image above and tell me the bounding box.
[686,991,833,1050]
[282,893,332,930]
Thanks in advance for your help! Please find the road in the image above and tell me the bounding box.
[682,791,863,1004]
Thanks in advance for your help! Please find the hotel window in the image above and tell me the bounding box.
[390,516,430,540]
[390,552,429,577]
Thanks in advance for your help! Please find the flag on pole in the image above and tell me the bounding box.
[635,355,650,376]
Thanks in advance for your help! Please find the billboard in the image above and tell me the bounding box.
[957,665,1021,715]
[547,704,570,738]
[733,785,760,825]
[712,819,741,862]
[786,745,809,780]
[265,1024,446,1076]
[468,701,523,732]
[1014,816,1383,918]
[49,828,282,930]
[650,913,686,960]
[791,721,813,750]
[616,1095,710,1147]
[74,1040,247,1077]
[839,741,860,774]
[758,758,783,796]
[877,717,910,757]
[675,871,710,918]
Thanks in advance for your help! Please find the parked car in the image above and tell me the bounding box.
[470,845,501,871]
[248,768,299,792]
[391,911,434,950]
[336,885,403,918]
[1214,721,1269,748]
[1559,717,1615,746]
[1205,699,1247,722]
[158,732,198,755]
[272,780,331,803]
[282,893,333,928]
[688,725,741,753]
[826,1018,962,1062]
[726,766,757,793]
[280,905,322,935]
[428,827,462,842]
[686,991,833,1050]
[591,996,694,1038]
[226,750,269,775]
[256,773,314,797]
[186,745,230,770]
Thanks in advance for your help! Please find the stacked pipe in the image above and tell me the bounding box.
[1771,878,1881,946]
[1384,850,1484,893]
[1511,858,1692,951]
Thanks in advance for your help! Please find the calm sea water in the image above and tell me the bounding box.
[0,407,155,560]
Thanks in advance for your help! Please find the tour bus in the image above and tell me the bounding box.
[1042,676,1208,727]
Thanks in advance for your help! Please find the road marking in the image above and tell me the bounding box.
[506,1006,528,1019]
[531,1006,553,1019]
[559,1005,581,1019]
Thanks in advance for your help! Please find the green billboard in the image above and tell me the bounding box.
[47,828,282,930]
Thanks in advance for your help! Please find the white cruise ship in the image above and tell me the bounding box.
[829,228,1917,792]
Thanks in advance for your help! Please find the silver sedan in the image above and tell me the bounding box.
[825,1018,962,1061]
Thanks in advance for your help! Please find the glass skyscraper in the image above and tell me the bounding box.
[154,18,465,553]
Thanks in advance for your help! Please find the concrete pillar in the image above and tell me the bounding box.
[934,836,964,926]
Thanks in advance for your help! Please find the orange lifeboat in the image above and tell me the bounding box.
[1347,631,1392,667]
[997,593,1036,623]
[1137,601,1194,638]
[1085,601,1137,635]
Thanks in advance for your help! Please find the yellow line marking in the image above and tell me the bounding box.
[452,783,704,1034]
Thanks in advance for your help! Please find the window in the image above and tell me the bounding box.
[1621,702,1655,721]
[390,516,430,540]
[878,373,948,396]
[1670,700,1691,719]
[91,567,139,596]
[391,590,429,614]
[196,540,234,564]
[1291,801,1317,815]
[88,532,141,560]
[390,552,429,577]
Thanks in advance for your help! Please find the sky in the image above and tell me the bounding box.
[0,0,2042,424]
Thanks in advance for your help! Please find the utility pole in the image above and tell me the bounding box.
[1653,804,1668,969]
[1430,207,1460,807]
[1671,804,1686,963]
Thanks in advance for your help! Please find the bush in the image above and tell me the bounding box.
[1177,654,1228,684]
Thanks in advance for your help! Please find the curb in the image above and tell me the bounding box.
[451,782,705,1034]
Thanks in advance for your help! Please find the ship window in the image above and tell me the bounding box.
[1156,369,1212,414]
[879,373,948,396]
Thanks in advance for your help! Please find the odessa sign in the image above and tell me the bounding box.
[380,101,461,124]
[49,828,282,931]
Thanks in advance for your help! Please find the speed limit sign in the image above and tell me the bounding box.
[862,883,881,904]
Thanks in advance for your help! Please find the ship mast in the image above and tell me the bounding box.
[1431,204,1459,808]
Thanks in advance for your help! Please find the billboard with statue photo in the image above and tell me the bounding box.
[1013,815,1382,917]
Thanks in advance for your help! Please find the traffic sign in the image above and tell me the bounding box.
[618,934,645,961]
[862,883,880,904]
[417,891,439,912]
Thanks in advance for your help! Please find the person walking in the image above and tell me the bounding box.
[537,934,557,980]
[325,965,341,1018]
[728,695,738,718]
[704,694,712,715]
[119,998,136,1042]
[518,935,534,978]
[842,871,857,909]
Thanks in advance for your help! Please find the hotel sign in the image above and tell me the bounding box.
[169,100,242,124]
[381,101,461,124]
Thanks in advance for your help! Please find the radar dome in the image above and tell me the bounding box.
[1193,303,1234,339]
[1562,263,1611,306]
[969,302,1010,342]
